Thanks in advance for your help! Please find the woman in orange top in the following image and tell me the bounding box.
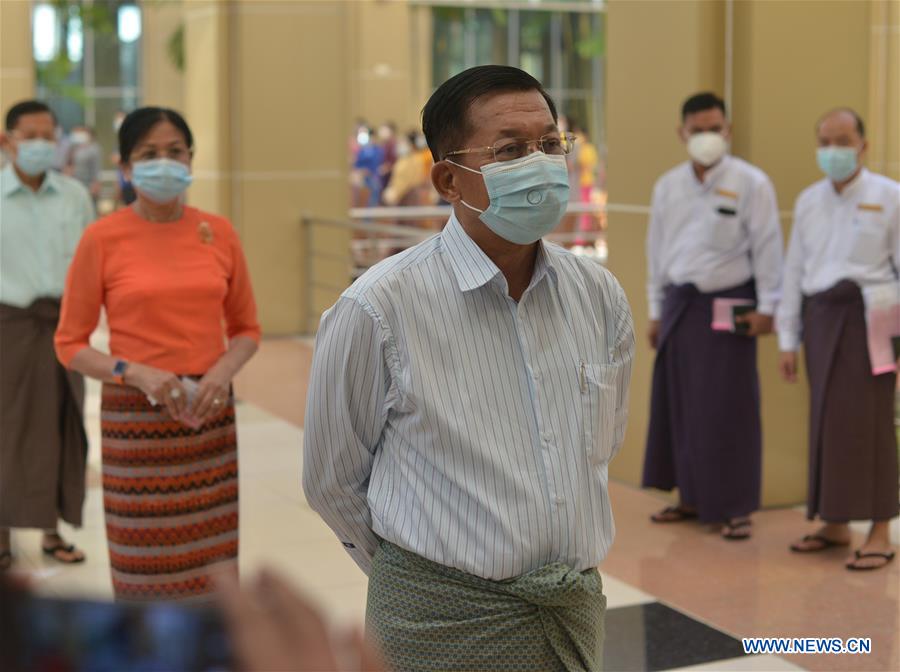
[55,107,260,602]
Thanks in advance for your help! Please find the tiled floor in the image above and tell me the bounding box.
[6,337,898,671]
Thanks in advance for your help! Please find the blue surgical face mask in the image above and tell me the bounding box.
[131,158,193,203]
[448,152,570,245]
[816,146,859,182]
[15,139,57,177]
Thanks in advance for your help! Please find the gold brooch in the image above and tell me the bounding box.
[198,221,214,244]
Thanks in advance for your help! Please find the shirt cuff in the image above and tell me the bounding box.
[778,331,800,352]
[756,301,776,316]
[648,300,662,321]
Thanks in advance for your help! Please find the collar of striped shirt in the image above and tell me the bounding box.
[441,212,559,294]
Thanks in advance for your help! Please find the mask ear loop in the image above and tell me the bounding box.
[444,158,486,214]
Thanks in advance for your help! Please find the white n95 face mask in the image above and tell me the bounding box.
[687,132,728,167]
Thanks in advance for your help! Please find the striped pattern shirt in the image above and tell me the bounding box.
[303,214,635,580]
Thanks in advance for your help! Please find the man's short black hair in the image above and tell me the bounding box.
[816,107,866,139]
[5,100,55,131]
[681,92,726,121]
[422,65,558,162]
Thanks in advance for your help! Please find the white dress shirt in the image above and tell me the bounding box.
[646,155,784,319]
[303,213,635,579]
[0,164,94,308]
[776,169,900,351]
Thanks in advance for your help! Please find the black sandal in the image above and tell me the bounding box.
[790,534,850,553]
[0,550,11,571]
[722,518,752,541]
[41,542,86,564]
[650,506,698,523]
[845,550,895,571]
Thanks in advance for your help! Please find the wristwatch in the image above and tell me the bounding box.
[112,360,129,385]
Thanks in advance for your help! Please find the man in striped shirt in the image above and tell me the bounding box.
[304,65,634,672]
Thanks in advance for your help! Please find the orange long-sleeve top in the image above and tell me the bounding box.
[55,205,261,374]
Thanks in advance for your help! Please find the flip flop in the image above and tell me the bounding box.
[845,550,895,571]
[722,518,752,541]
[650,506,698,523]
[0,550,11,572]
[41,542,86,564]
[790,534,850,553]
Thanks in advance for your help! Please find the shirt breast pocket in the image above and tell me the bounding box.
[707,204,742,251]
[579,362,620,466]
[849,215,887,264]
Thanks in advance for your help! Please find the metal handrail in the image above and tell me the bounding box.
[300,204,610,333]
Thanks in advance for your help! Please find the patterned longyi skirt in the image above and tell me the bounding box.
[100,383,239,602]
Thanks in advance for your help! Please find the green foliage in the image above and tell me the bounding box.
[575,31,605,59]
[167,22,185,72]
[36,1,115,102]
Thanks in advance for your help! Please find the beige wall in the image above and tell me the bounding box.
[605,0,727,493]
[184,1,232,219]
[177,1,352,335]
[0,0,35,115]
[868,0,900,181]
[140,0,185,112]
[605,0,891,507]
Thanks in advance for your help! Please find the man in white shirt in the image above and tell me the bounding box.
[0,101,94,571]
[642,93,784,540]
[304,65,634,671]
[778,108,898,571]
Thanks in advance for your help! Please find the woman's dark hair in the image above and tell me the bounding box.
[118,107,194,164]
[422,65,557,162]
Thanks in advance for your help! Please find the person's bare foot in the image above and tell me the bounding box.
[790,523,850,552]
[41,531,85,564]
[846,522,895,570]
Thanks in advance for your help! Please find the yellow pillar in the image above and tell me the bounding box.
[141,0,185,112]
[0,0,35,114]
[180,1,352,335]
[604,0,725,490]
[731,0,871,506]
[348,0,420,131]
[183,0,232,219]
[867,0,900,182]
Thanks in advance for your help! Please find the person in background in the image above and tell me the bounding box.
[778,108,898,571]
[572,122,600,245]
[305,65,634,672]
[642,92,784,540]
[66,125,102,205]
[54,106,261,601]
[111,110,136,206]
[382,132,428,207]
[377,122,398,192]
[0,100,95,572]
[354,127,386,207]
[51,122,71,172]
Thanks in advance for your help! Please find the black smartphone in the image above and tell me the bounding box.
[732,304,755,335]
[1,588,233,672]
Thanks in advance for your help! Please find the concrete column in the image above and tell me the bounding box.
[730,0,871,506]
[140,0,185,111]
[867,0,900,182]
[229,0,351,334]
[604,0,725,490]
[0,0,35,113]
[183,0,232,219]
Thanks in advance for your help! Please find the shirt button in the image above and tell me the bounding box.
[554,496,566,505]
[532,371,542,382]
[542,433,552,444]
